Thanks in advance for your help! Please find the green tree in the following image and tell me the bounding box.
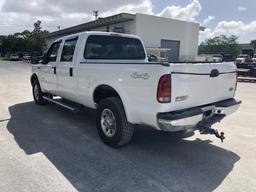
[0,20,49,57]
[33,20,42,32]
[250,40,256,52]
[198,35,240,59]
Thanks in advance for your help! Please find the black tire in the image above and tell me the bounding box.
[32,79,47,105]
[96,97,134,147]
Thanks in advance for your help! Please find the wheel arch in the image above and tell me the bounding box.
[93,84,132,123]
[93,84,122,104]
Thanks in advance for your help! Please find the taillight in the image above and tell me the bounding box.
[157,74,171,103]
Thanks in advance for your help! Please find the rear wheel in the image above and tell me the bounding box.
[32,80,47,105]
[96,97,134,147]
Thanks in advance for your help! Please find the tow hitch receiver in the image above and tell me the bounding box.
[199,127,225,142]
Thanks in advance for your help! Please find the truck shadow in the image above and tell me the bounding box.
[7,102,240,192]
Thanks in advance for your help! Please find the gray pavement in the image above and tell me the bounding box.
[0,60,255,192]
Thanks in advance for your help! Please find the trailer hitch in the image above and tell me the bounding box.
[199,127,225,142]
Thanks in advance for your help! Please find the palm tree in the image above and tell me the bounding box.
[250,40,256,52]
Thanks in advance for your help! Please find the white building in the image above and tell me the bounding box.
[47,13,202,61]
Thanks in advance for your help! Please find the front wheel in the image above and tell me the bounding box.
[32,80,47,105]
[96,97,134,147]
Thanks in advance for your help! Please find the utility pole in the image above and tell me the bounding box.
[93,10,99,20]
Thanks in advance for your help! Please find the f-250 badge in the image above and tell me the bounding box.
[130,72,150,80]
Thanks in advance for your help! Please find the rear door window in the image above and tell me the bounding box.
[84,35,145,60]
[61,37,78,62]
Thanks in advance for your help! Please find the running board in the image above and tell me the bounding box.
[42,96,82,113]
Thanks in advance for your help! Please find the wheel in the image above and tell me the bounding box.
[32,79,47,105]
[96,97,134,147]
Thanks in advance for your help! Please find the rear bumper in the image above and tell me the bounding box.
[157,99,241,132]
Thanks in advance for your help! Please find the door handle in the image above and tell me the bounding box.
[52,67,56,75]
[69,67,73,77]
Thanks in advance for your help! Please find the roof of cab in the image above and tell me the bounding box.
[54,31,141,43]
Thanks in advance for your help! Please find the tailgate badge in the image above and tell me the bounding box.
[131,72,150,80]
[210,69,219,77]
[175,95,188,102]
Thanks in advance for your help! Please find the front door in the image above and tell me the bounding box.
[57,37,78,101]
[40,41,62,94]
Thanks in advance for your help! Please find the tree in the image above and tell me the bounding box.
[198,35,240,59]
[250,40,256,52]
[33,20,42,32]
[0,21,49,57]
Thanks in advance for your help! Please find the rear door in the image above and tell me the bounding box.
[57,37,78,101]
[40,41,62,94]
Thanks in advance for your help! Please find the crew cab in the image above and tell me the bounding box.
[31,32,241,147]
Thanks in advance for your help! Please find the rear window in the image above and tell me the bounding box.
[84,35,145,60]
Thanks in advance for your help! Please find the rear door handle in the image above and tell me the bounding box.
[69,67,73,77]
[52,67,56,75]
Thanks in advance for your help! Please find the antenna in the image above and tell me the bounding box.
[93,10,99,20]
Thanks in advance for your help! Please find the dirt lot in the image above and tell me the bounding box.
[0,60,256,192]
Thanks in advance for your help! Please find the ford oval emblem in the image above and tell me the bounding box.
[210,69,219,77]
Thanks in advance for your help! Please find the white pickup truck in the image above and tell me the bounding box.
[31,31,241,147]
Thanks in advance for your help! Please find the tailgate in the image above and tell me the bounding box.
[170,62,237,111]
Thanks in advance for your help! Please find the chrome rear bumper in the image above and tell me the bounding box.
[157,99,241,132]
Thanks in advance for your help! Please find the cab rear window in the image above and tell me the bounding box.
[84,35,145,60]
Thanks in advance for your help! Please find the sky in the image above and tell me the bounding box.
[0,0,255,43]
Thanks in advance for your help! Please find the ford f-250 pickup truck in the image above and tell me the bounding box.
[31,31,241,147]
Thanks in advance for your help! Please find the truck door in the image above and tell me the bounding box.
[56,37,78,101]
[40,40,62,94]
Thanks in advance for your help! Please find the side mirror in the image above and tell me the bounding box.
[41,53,48,64]
[44,54,57,63]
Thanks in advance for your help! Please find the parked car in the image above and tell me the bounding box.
[9,53,19,61]
[23,53,31,60]
[30,32,241,147]
[235,54,251,64]
[212,54,223,62]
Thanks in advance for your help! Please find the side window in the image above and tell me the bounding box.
[46,41,61,62]
[61,37,78,62]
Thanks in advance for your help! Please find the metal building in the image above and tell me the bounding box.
[46,13,202,61]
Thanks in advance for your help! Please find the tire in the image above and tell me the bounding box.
[32,79,47,105]
[96,97,134,147]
